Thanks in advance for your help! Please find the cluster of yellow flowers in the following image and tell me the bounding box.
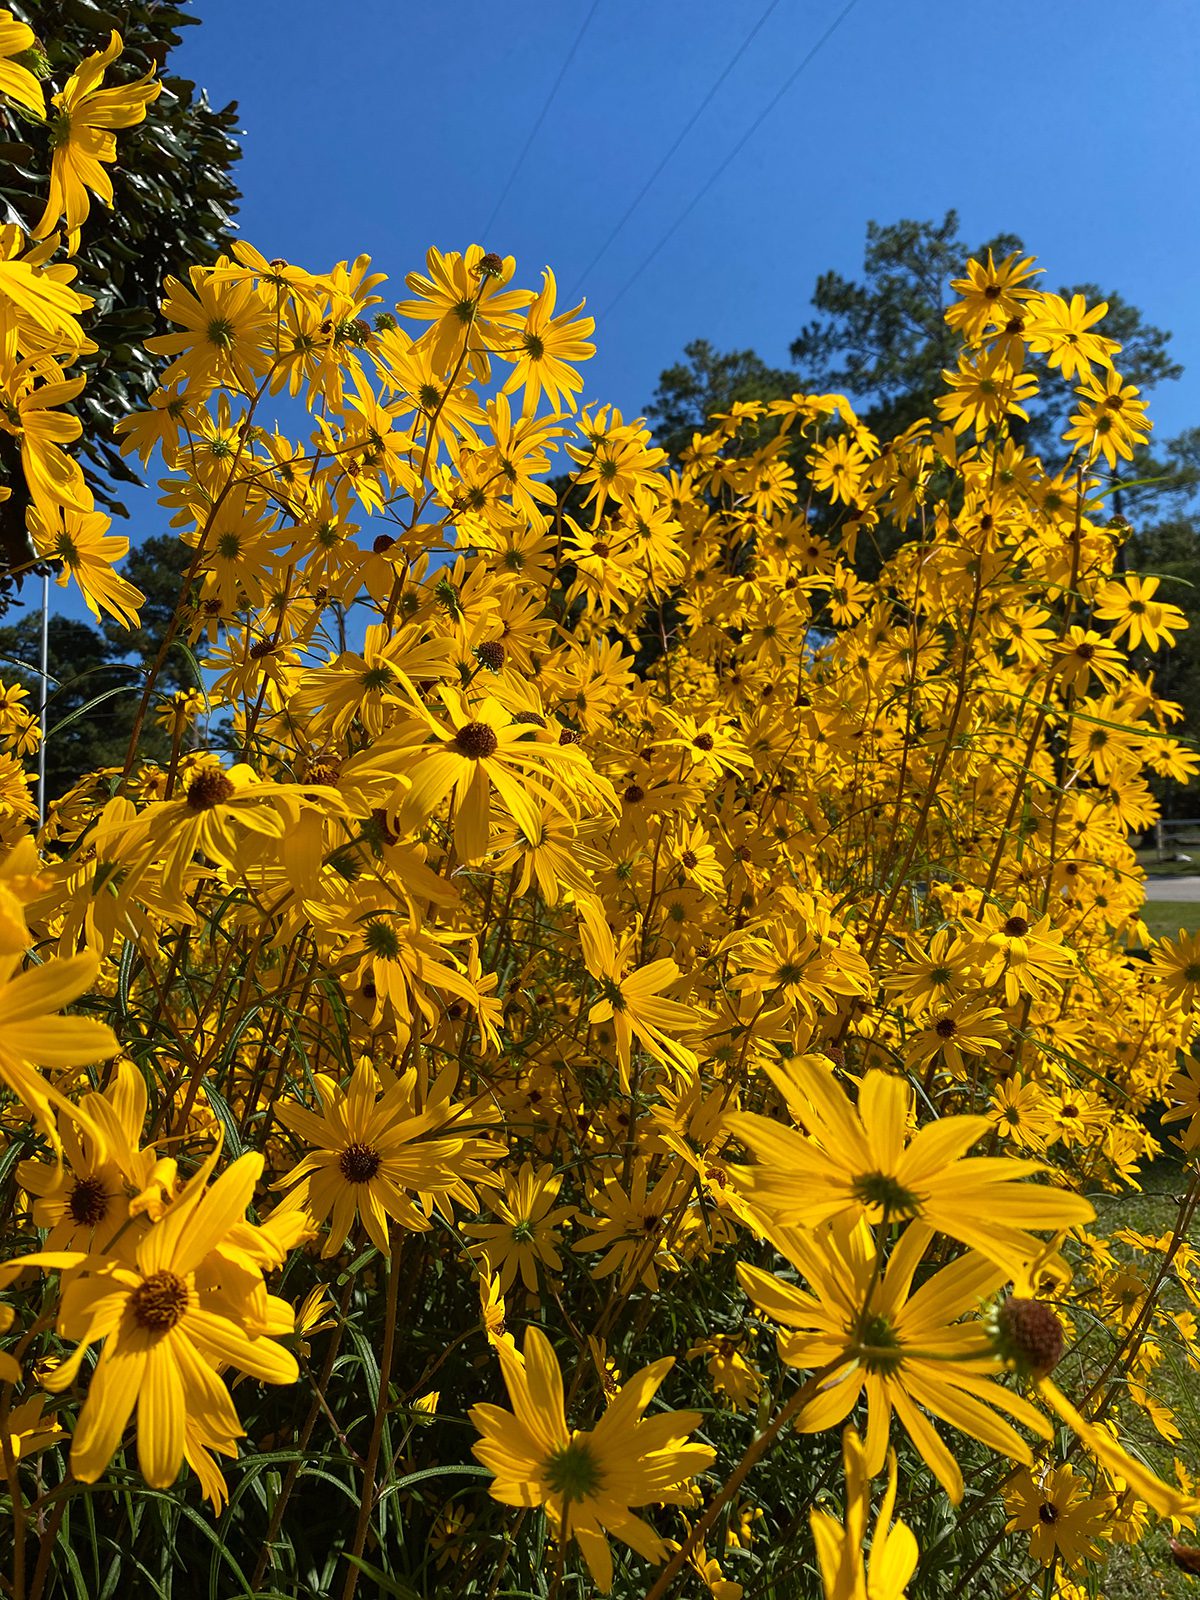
[2,16,1200,1599]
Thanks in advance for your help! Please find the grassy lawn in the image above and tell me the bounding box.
[1066,878,1199,1593]
[1091,1169,1199,1600]
[1141,901,1200,942]
[1136,849,1200,879]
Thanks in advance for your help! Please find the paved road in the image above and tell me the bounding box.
[1143,875,1200,902]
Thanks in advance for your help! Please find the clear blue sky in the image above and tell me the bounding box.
[31,0,1200,628]
[169,0,1199,438]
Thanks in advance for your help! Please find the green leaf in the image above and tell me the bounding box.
[201,1079,243,1160]
[340,1556,420,1599]
[46,678,142,739]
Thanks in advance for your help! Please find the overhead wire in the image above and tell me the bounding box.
[600,0,864,318]
[482,0,603,241]
[570,0,783,297]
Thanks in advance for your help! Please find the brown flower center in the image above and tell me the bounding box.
[994,1296,1065,1376]
[130,1270,190,1332]
[454,722,499,760]
[67,1176,109,1227]
[339,1142,382,1183]
[186,768,234,811]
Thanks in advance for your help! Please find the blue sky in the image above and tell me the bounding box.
[168,0,1199,437]
[32,0,1200,628]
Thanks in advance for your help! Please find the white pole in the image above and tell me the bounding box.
[37,569,48,828]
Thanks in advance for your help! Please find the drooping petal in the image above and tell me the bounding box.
[71,1336,149,1483]
[137,1340,186,1488]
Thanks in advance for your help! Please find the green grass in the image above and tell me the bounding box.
[1091,1170,1199,1600]
[1141,900,1200,941]
[1042,868,1200,1599]
[1136,850,1200,879]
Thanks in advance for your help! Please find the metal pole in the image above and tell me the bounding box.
[37,568,48,828]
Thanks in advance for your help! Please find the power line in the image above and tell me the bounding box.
[482,0,603,242]
[570,0,783,297]
[601,0,864,318]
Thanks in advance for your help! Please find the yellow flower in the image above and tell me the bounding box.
[1050,626,1129,695]
[686,1334,762,1411]
[1064,371,1152,466]
[1093,574,1187,652]
[1163,1054,1200,1150]
[4,1395,68,1463]
[728,1059,1093,1275]
[0,1301,20,1383]
[273,1060,502,1256]
[810,1429,918,1600]
[935,348,1039,436]
[0,1149,297,1490]
[1024,291,1119,382]
[28,502,144,627]
[465,1161,574,1292]
[0,11,44,116]
[478,1269,513,1353]
[572,1158,690,1292]
[293,1285,338,1360]
[945,250,1040,342]
[0,948,118,1153]
[145,265,274,396]
[882,927,970,1015]
[107,759,336,895]
[388,685,606,864]
[1005,1463,1109,1567]
[0,834,46,953]
[500,267,595,415]
[0,227,93,356]
[288,620,455,740]
[578,896,702,1085]
[33,32,160,244]
[397,244,533,382]
[903,997,1005,1078]
[963,900,1077,1006]
[989,1073,1055,1153]
[810,435,868,505]
[470,1325,715,1592]
[17,1059,156,1251]
[491,803,601,905]
[739,1219,1052,1502]
[0,362,91,514]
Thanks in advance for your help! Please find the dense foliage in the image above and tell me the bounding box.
[0,0,238,588]
[2,20,1200,1600]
